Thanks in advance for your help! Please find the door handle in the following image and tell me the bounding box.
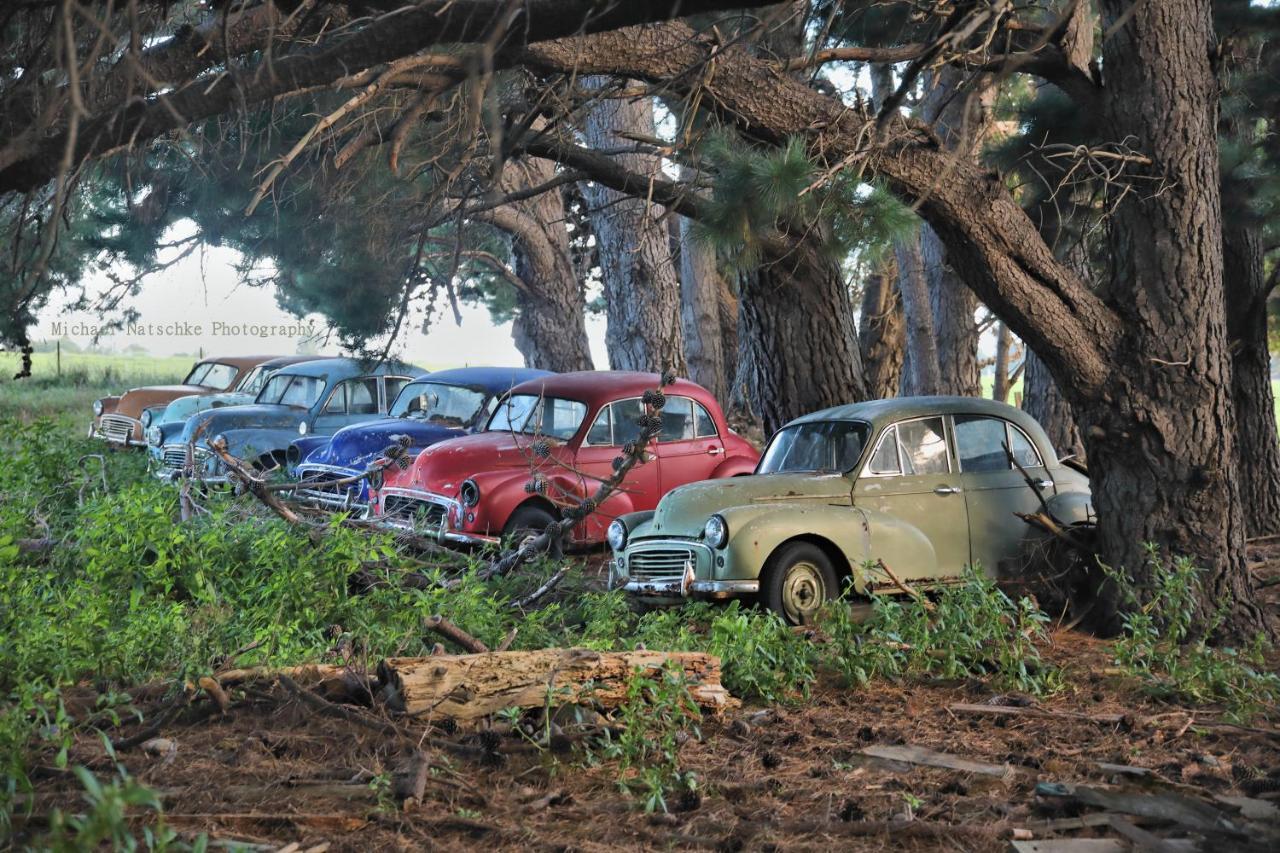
[933,486,961,495]
[707,447,724,456]
[1032,479,1053,490]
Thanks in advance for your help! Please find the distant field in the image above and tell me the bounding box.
[0,351,192,422]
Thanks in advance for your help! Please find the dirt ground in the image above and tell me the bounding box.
[9,551,1280,852]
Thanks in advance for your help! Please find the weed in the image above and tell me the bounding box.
[1107,546,1280,722]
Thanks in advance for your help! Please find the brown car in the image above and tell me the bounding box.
[90,355,282,447]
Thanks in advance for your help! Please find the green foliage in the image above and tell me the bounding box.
[693,133,916,271]
[1107,546,1280,722]
[589,663,703,814]
[819,567,1060,695]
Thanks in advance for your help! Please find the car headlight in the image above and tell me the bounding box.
[141,410,153,429]
[92,400,104,416]
[298,421,308,436]
[147,426,162,447]
[607,519,627,552]
[460,478,480,507]
[703,514,728,548]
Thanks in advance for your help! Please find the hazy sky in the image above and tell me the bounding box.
[35,240,611,370]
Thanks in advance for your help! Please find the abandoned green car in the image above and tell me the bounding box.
[607,396,1093,624]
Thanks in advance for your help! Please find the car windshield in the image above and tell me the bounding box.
[485,394,587,440]
[184,362,238,389]
[235,366,268,394]
[758,420,870,474]
[256,373,326,408]
[390,381,488,426]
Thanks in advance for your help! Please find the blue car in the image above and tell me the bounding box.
[286,366,552,511]
[155,357,422,482]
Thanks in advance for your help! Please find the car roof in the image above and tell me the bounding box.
[200,354,282,368]
[258,355,340,369]
[789,395,1060,460]
[415,366,553,393]
[271,357,423,380]
[506,371,714,408]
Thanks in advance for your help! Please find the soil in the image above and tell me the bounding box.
[9,553,1280,852]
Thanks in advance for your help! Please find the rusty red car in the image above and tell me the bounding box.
[367,371,759,547]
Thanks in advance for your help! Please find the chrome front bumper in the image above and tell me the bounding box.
[292,464,368,514]
[91,415,147,447]
[621,576,760,600]
[369,487,497,545]
[614,538,759,601]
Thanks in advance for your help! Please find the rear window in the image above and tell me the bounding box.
[184,362,238,389]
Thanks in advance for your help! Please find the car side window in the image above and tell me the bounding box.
[324,383,346,413]
[954,416,1009,473]
[897,417,950,475]
[610,399,645,446]
[1009,424,1043,468]
[693,402,718,438]
[867,426,901,475]
[659,397,695,442]
[384,377,412,409]
[587,406,613,444]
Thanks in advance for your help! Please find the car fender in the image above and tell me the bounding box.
[715,502,936,592]
[214,428,299,464]
[1044,488,1094,526]
[288,435,332,468]
[710,456,757,478]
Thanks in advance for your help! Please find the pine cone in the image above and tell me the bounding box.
[524,476,546,494]
[642,389,666,408]
[578,498,597,514]
[661,370,677,386]
[637,413,663,432]
[612,455,626,471]
[531,439,552,458]
[622,442,637,456]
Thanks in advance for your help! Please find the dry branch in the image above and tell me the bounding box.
[425,614,489,653]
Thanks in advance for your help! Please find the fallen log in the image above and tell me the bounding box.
[377,649,737,724]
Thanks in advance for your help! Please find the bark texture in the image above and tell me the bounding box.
[1085,0,1262,634]
[893,230,942,396]
[581,82,685,373]
[738,231,868,434]
[1022,348,1084,460]
[858,262,905,400]
[1223,223,1280,536]
[484,157,594,372]
[679,195,737,405]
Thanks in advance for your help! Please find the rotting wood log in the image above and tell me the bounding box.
[377,649,736,724]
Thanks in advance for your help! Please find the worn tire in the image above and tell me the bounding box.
[761,541,839,626]
[503,504,558,550]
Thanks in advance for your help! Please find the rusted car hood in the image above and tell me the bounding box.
[114,385,215,417]
[645,472,853,538]
[386,430,565,492]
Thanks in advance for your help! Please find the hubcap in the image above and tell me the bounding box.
[781,560,826,623]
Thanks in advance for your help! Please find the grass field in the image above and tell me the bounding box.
[0,351,192,422]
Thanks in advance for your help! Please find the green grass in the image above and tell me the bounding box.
[0,352,191,423]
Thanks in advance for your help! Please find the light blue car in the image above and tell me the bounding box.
[154,357,422,482]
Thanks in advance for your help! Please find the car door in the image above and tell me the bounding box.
[953,414,1055,578]
[653,396,725,489]
[853,416,970,582]
[574,398,662,541]
[314,377,381,434]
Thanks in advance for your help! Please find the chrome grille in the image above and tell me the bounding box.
[628,547,696,581]
[161,444,210,472]
[382,495,447,528]
[99,414,137,444]
[296,470,363,509]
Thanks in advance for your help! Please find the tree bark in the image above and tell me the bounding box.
[484,157,594,372]
[581,82,686,374]
[893,230,942,397]
[1083,0,1263,636]
[858,261,905,400]
[1223,222,1280,536]
[993,323,1012,403]
[738,229,868,434]
[678,188,736,405]
[1023,348,1084,461]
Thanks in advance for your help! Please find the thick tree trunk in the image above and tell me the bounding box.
[1224,223,1280,536]
[1023,348,1085,461]
[678,169,736,405]
[581,82,685,374]
[858,261,905,400]
[1081,0,1264,637]
[894,231,942,397]
[487,157,594,372]
[738,231,867,434]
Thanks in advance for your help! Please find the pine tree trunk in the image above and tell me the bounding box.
[1082,0,1265,638]
[678,169,736,405]
[486,157,594,372]
[581,81,686,374]
[1022,348,1084,461]
[1224,222,1280,536]
[992,323,1012,402]
[894,230,942,396]
[858,261,904,400]
[738,230,867,433]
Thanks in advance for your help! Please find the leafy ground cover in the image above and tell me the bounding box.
[0,389,1278,850]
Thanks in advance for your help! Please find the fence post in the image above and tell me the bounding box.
[56,339,61,377]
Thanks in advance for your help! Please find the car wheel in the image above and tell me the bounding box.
[761,541,839,626]
[503,504,559,552]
